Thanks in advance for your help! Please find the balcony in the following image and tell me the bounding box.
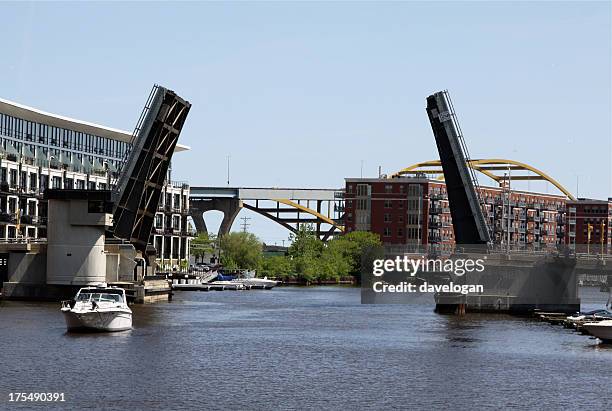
[20,215,36,225]
[429,206,442,214]
[428,221,441,229]
[0,212,15,223]
[430,194,447,201]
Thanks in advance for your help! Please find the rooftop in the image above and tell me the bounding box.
[0,97,190,152]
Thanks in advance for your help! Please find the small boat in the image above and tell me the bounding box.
[208,280,245,290]
[61,284,132,332]
[236,277,280,289]
[582,320,612,342]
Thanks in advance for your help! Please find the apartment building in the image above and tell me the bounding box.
[0,97,194,265]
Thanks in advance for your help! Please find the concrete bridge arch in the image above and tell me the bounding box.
[190,198,242,237]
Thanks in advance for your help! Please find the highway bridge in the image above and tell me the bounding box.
[190,186,345,240]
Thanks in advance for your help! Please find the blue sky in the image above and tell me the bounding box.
[1,1,610,243]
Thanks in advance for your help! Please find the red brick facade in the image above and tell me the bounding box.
[344,177,611,253]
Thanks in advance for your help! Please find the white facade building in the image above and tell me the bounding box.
[0,97,194,266]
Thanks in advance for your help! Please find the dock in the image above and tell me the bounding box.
[535,310,612,337]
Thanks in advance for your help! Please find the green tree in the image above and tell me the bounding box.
[260,255,293,280]
[190,232,216,263]
[317,244,351,280]
[327,231,382,275]
[289,225,324,282]
[219,231,263,269]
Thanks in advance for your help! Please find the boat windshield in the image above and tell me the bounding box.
[76,293,124,303]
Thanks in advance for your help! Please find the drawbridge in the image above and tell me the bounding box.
[112,85,191,254]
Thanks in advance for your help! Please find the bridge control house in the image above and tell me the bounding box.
[0,96,195,284]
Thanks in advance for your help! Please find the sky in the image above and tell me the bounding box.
[1,1,610,244]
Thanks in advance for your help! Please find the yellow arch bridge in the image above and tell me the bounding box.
[390,158,576,201]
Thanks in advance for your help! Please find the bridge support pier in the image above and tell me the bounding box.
[191,198,242,237]
[190,207,208,234]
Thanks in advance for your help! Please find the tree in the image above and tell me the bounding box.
[326,231,382,275]
[317,244,351,280]
[219,231,263,269]
[190,232,216,263]
[260,255,293,279]
[289,225,324,282]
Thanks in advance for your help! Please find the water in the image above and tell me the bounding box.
[1,286,611,410]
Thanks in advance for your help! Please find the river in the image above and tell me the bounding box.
[1,286,611,410]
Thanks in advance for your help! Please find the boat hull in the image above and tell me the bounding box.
[239,279,279,289]
[62,310,132,332]
[582,321,612,342]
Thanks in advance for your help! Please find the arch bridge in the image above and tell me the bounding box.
[189,187,345,240]
[390,158,576,200]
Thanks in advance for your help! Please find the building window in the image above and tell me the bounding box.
[357,184,369,196]
[9,169,17,188]
[64,178,74,189]
[52,176,61,189]
[357,199,368,210]
[398,228,404,237]
[8,198,17,213]
[383,227,391,237]
[29,173,37,192]
[384,213,391,223]
[384,199,392,208]
[385,184,393,193]
[408,214,420,225]
[408,184,421,197]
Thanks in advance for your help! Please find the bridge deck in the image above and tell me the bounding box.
[190,186,342,201]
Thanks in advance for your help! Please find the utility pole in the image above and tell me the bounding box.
[576,175,579,198]
[240,216,251,233]
[360,160,364,178]
[601,221,606,255]
[508,167,512,251]
[226,155,231,186]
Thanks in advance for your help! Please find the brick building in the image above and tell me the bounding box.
[565,199,612,253]
[343,176,607,253]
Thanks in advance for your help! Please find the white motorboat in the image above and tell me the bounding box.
[582,319,612,342]
[61,284,132,332]
[236,277,280,289]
